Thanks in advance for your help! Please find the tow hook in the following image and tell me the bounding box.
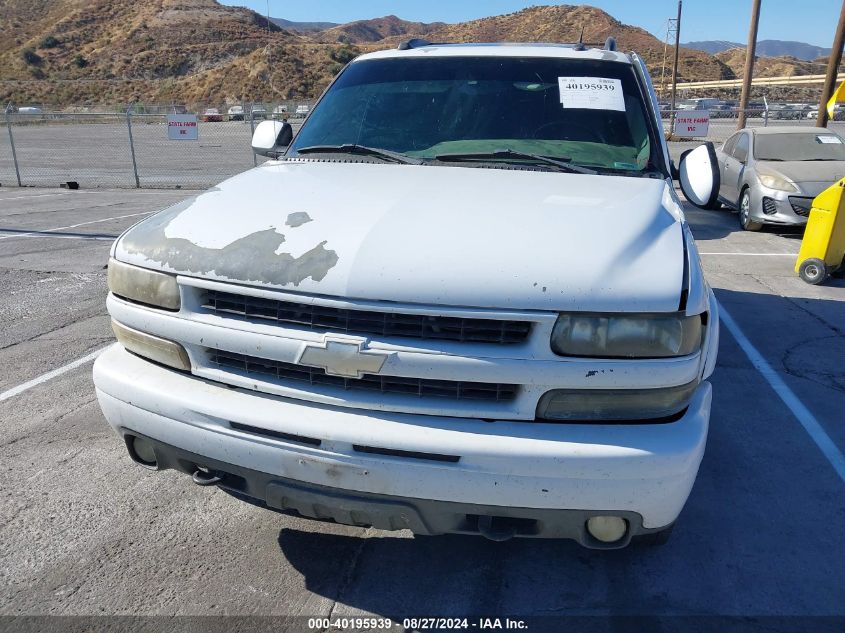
[191,468,224,486]
[477,515,517,542]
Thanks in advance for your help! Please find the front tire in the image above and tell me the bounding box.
[739,188,762,231]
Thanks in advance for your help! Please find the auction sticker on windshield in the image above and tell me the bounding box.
[817,135,842,144]
[558,77,625,111]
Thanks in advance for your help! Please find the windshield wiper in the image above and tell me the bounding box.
[295,144,422,165]
[433,148,596,174]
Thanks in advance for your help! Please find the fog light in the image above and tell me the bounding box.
[112,320,191,371]
[128,435,157,466]
[586,516,627,543]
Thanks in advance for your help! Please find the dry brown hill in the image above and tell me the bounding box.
[416,5,735,86]
[715,48,835,78]
[0,0,354,105]
[313,15,445,44]
[0,0,827,107]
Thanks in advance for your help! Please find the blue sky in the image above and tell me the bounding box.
[222,0,838,48]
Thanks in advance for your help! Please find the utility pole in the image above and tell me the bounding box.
[816,0,845,128]
[737,0,762,130]
[659,17,679,97]
[668,0,682,137]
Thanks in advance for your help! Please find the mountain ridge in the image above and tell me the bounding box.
[683,39,832,61]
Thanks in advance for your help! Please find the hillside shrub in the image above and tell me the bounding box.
[21,48,42,65]
[39,35,60,49]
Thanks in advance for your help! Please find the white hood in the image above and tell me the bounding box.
[115,161,685,312]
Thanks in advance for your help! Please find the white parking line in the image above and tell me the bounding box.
[0,232,114,242]
[0,193,70,201]
[0,347,108,403]
[0,211,153,241]
[719,302,845,485]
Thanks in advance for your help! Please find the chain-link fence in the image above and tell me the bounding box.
[2,103,844,189]
[662,107,845,143]
[1,103,312,189]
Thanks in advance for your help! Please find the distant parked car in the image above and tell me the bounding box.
[272,105,288,119]
[710,103,736,119]
[17,106,43,115]
[295,104,310,118]
[250,106,267,120]
[227,105,244,121]
[770,104,806,120]
[201,108,222,122]
[746,102,766,117]
[806,105,845,121]
[677,98,720,111]
[711,126,845,231]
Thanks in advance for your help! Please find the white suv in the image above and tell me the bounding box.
[94,40,720,548]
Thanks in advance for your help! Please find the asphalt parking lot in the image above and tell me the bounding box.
[1,185,844,629]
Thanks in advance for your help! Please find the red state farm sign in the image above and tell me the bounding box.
[673,110,710,138]
[166,114,199,140]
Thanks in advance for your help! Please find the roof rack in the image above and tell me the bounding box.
[397,38,432,50]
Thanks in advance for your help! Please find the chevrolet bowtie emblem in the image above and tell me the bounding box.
[297,338,391,378]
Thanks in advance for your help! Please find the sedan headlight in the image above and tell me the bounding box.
[551,313,703,358]
[537,381,698,421]
[107,258,180,310]
[758,173,798,192]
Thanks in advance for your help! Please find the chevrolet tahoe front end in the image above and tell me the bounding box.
[94,42,719,548]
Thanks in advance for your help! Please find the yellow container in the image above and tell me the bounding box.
[795,178,845,284]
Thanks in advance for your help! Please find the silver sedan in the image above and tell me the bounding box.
[713,127,845,231]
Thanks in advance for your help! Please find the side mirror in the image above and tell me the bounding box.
[677,141,720,209]
[251,120,291,157]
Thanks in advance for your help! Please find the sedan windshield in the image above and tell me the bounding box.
[755,132,845,161]
[289,55,659,173]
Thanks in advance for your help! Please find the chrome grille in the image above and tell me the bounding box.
[207,349,518,402]
[202,290,532,344]
[789,196,813,217]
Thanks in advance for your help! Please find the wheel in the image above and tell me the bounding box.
[739,188,762,231]
[633,524,674,546]
[799,258,827,285]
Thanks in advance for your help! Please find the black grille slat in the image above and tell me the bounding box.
[206,349,518,403]
[202,290,531,345]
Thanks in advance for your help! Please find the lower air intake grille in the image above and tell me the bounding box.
[789,196,813,217]
[202,290,531,344]
[762,196,778,215]
[207,349,519,402]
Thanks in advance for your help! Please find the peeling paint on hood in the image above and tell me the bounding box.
[114,161,685,312]
[118,195,338,286]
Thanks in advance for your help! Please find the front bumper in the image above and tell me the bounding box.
[749,186,830,227]
[93,345,712,543]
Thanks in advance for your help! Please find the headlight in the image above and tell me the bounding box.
[551,313,702,358]
[758,173,797,192]
[107,259,180,310]
[537,381,698,421]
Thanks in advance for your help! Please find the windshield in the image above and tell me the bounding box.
[755,132,845,161]
[289,56,660,173]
